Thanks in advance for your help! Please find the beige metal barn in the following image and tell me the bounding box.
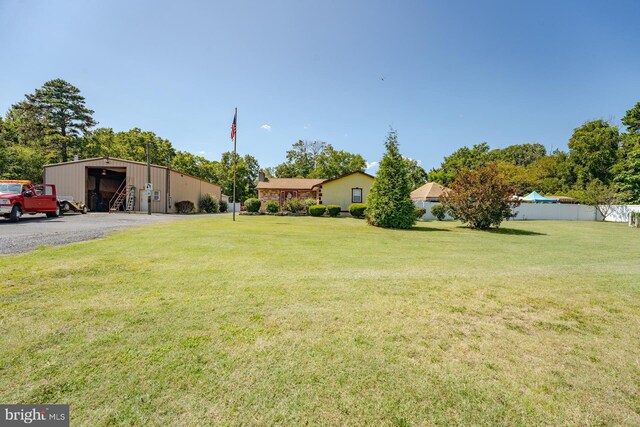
[43,157,222,213]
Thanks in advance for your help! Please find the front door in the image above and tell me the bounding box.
[139,189,148,212]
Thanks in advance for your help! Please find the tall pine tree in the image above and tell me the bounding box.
[366,130,416,229]
[14,79,96,162]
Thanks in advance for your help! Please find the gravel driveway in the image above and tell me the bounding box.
[0,212,206,255]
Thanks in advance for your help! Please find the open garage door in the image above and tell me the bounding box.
[87,167,126,212]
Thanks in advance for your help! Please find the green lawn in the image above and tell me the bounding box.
[1,216,639,426]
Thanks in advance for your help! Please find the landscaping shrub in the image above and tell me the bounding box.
[219,200,228,213]
[327,205,341,217]
[174,201,195,214]
[245,198,261,213]
[265,200,279,213]
[414,206,426,220]
[309,205,326,216]
[366,130,416,229]
[303,198,317,213]
[283,198,306,213]
[431,204,446,221]
[441,164,519,229]
[348,203,367,218]
[198,194,219,213]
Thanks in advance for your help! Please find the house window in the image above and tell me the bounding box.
[352,188,362,203]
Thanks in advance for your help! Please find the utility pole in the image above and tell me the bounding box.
[147,141,151,215]
[232,108,237,222]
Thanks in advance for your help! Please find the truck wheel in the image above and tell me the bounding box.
[9,205,21,222]
[46,204,61,218]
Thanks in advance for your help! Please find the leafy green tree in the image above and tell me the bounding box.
[615,147,640,203]
[312,144,366,178]
[442,164,519,229]
[214,152,260,202]
[574,179,621,220]
[13,79,96,162]
[568,120,620,186]
[83,127,175,165]
[366,130,416,229]
[488,143,547,167]
[404,157,428,190]
[275,140,326,178]
[275,140,366,178]
[428,142,490,185]
[622,101,640,134]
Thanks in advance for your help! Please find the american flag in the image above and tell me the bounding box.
[230,110,237,141]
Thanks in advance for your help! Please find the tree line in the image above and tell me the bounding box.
[1,79,639,204]
[427,103,640,204]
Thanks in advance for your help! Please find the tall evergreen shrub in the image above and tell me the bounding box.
[366,130,416,229]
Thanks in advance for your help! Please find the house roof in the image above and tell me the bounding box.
[256,178,325,190]
[410,182,448,200]
[311,171,375,188]
[257,171,375,191]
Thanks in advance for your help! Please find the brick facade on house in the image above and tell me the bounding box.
[257,188,318,212]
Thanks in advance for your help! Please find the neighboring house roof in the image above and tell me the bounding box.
[257,178,325,190]
[311,171,375,188]
[410,182,448,200]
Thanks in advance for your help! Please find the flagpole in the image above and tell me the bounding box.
[232,107,237,222]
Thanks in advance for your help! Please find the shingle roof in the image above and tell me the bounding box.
[410,182,448,200]
[256,178,325,190]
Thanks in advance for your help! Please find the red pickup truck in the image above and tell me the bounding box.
[0,180,61,222]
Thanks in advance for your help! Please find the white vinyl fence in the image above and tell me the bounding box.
[415,201,640,222]
[603,205,640,222]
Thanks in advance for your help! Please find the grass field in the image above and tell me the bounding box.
[1,216,639,426]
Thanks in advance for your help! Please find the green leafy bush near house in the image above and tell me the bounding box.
[431,204,446,221]
[265,201,279,213]
[219,200,228,213]
[198,194,219,213]
[414,206,426,220]
[309,205,327,216]
[348,203,367,218]
[245,198,261,213]
[283,198,306,213]
[174,201,195,214]
[304,198,317,213]
[327,205,341,217]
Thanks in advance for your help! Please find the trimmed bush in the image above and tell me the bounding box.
[431,204,446,221]
[283,198,306,213]
[414,206,426,220]
[198,194,219,213]
[265,200,279,213]
[348,203,367,218]
[303,198,317,213]
[219,200,228,213]
[245,198,261,213]
[174,201,195,214]
[309,205,326,216]
[327,205,341,217]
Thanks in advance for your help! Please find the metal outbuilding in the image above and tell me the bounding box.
[43,157,222,213]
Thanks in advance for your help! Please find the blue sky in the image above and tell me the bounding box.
[1,0,639,173]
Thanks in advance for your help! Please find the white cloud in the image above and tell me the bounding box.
[366,162,379,176]
[198,151,206,155]
[260,124,271,131]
